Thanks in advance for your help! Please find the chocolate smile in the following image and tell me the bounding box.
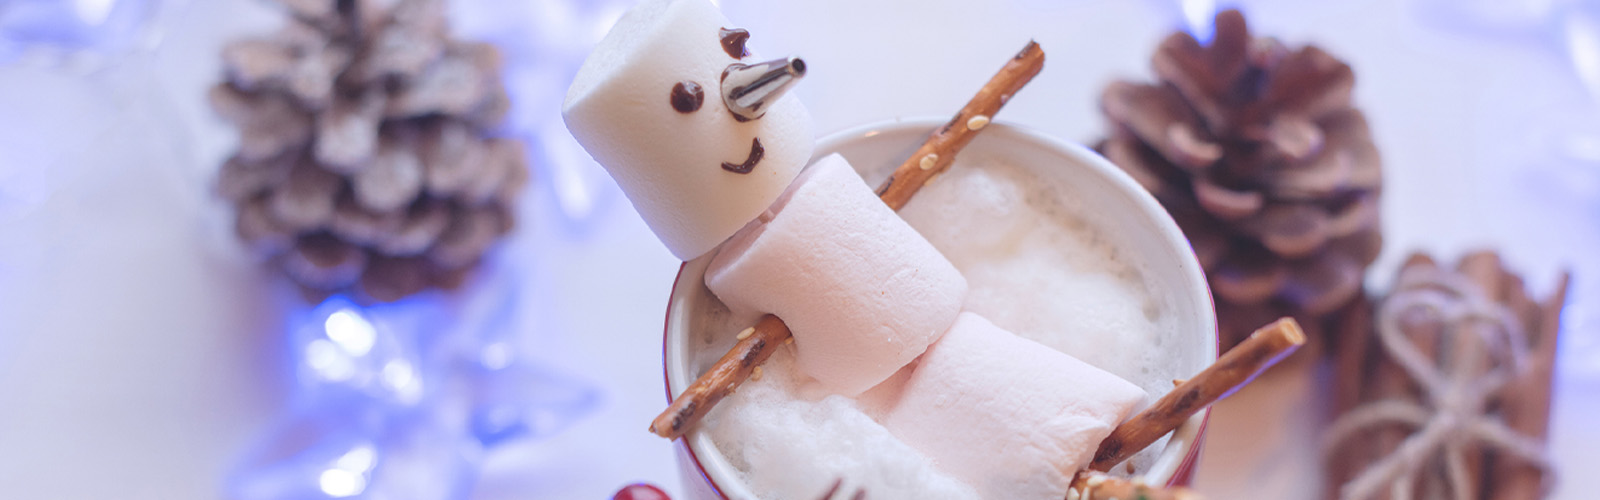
[721,137,764,174]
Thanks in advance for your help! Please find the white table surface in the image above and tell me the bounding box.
[0,0,1596,499]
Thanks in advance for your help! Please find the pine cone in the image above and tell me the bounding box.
[213,0,526,302]
[1097,10,1382,347]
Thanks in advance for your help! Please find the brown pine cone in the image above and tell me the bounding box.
[213,0,527,303]
[1097,9,1382,348]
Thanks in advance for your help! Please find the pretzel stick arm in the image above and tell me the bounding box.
[650,315,790,438]
[875,40,1045,211]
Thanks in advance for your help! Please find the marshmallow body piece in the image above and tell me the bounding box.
[706,154,967,396]
[884,312,1145,500]
[562,0,813,260]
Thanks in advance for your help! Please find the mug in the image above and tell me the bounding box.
[662,118,1219,499]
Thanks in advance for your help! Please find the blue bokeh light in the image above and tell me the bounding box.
[233,257,597,499]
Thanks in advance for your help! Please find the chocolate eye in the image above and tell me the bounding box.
[719,28,750,59]
[670,81,704,113]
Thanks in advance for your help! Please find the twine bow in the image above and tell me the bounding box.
[1324,268,1552,500]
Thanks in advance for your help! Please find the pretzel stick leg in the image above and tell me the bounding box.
[1090,317,1307,471]
[650,40,1047,441]
[1068,470,1205,500]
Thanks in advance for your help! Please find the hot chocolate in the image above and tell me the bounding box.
[675,122,1213,499]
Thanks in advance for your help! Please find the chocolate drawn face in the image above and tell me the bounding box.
[658,26,803,175]
[559,0,816,260]
[715,27,761,174]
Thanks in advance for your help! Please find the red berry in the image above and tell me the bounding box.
[613,483,671,500]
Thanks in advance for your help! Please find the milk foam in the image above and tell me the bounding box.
[706,349,981,500]
[697,158,1181,499]
[899,160,1178,398]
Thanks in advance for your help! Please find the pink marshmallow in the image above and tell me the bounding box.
[705,153,967,397]
[883,312,1146,500]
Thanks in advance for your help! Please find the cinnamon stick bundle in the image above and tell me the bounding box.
[1325,251,1566,500]
[651,40,1047,440]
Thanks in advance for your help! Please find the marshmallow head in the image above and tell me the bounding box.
[563,0,813,260]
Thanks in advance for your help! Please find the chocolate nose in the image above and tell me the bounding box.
[722,56,806,121]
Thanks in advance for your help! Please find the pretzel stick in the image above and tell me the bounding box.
[650,40,1047,440]
[650,315,790,437]
[1068,470,1205,500]
[876,40,1045,211]
[1090,317,1306,471]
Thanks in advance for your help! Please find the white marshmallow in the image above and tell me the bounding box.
[706,154,967,397]
[883,312,1146,500]
[563,0,813,260]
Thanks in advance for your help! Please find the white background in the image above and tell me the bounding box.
[0,0,1595,499]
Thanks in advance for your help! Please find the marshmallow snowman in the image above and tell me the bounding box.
[565,3,1148,497]
[563,0,813,260]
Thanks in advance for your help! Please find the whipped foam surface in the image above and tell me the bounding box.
[695,158,1181,499]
